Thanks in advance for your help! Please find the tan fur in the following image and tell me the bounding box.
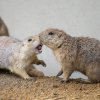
[39,28,100,83]
[24,35,46,77]
[26,65,44,77]
[0,17,9,36]
[0,36,46,79]
[25,55,45,77]
[0,18,45,79]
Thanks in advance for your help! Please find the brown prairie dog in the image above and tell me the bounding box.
[39,28,100,83]
[0,36,46,80]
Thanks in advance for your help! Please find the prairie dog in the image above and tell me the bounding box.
[0,17,9,36]
[0,18,45,78]
[39,28,100,83]
[0,36,46,79]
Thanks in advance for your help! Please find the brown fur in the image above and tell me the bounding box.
[39,28,100,83]
[26,35,46,77]
[0,17,9,36]
[25,54,46,77]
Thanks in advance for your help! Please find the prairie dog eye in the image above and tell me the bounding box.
[48,32,54,35]
[28,38,32,42]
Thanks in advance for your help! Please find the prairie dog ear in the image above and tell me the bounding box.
[58,33,62,38]
[0,17,9,36]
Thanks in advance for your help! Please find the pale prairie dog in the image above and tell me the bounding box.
[0,18,45,77]
[0,36,46,79]
[0,17,9,36]
[39,28,100,83]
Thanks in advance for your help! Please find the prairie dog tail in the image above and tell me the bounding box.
[0,17,9,36]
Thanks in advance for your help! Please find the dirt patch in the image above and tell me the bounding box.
[0,71,100,100]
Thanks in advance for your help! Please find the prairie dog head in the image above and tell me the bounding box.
[39,28,70,50]
[21,35,43,55]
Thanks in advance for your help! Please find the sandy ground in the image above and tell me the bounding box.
[0,70,100,100]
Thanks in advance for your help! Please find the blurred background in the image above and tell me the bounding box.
[0,0,100,78]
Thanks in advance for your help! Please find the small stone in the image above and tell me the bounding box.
[53,84,59,88]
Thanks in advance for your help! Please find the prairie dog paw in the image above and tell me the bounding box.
[39,60,46,67]
[56,70,63,77]
[60,79,69,83]
[24,77,36,81]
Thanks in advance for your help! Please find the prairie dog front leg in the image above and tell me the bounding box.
[37,60,46,67]
[62,64,73,82]
[56,68,63,77]
[33,56,46,67]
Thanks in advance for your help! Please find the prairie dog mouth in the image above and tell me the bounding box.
[35,44,43,53]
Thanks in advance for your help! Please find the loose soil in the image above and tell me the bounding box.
[0,70,100,100]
